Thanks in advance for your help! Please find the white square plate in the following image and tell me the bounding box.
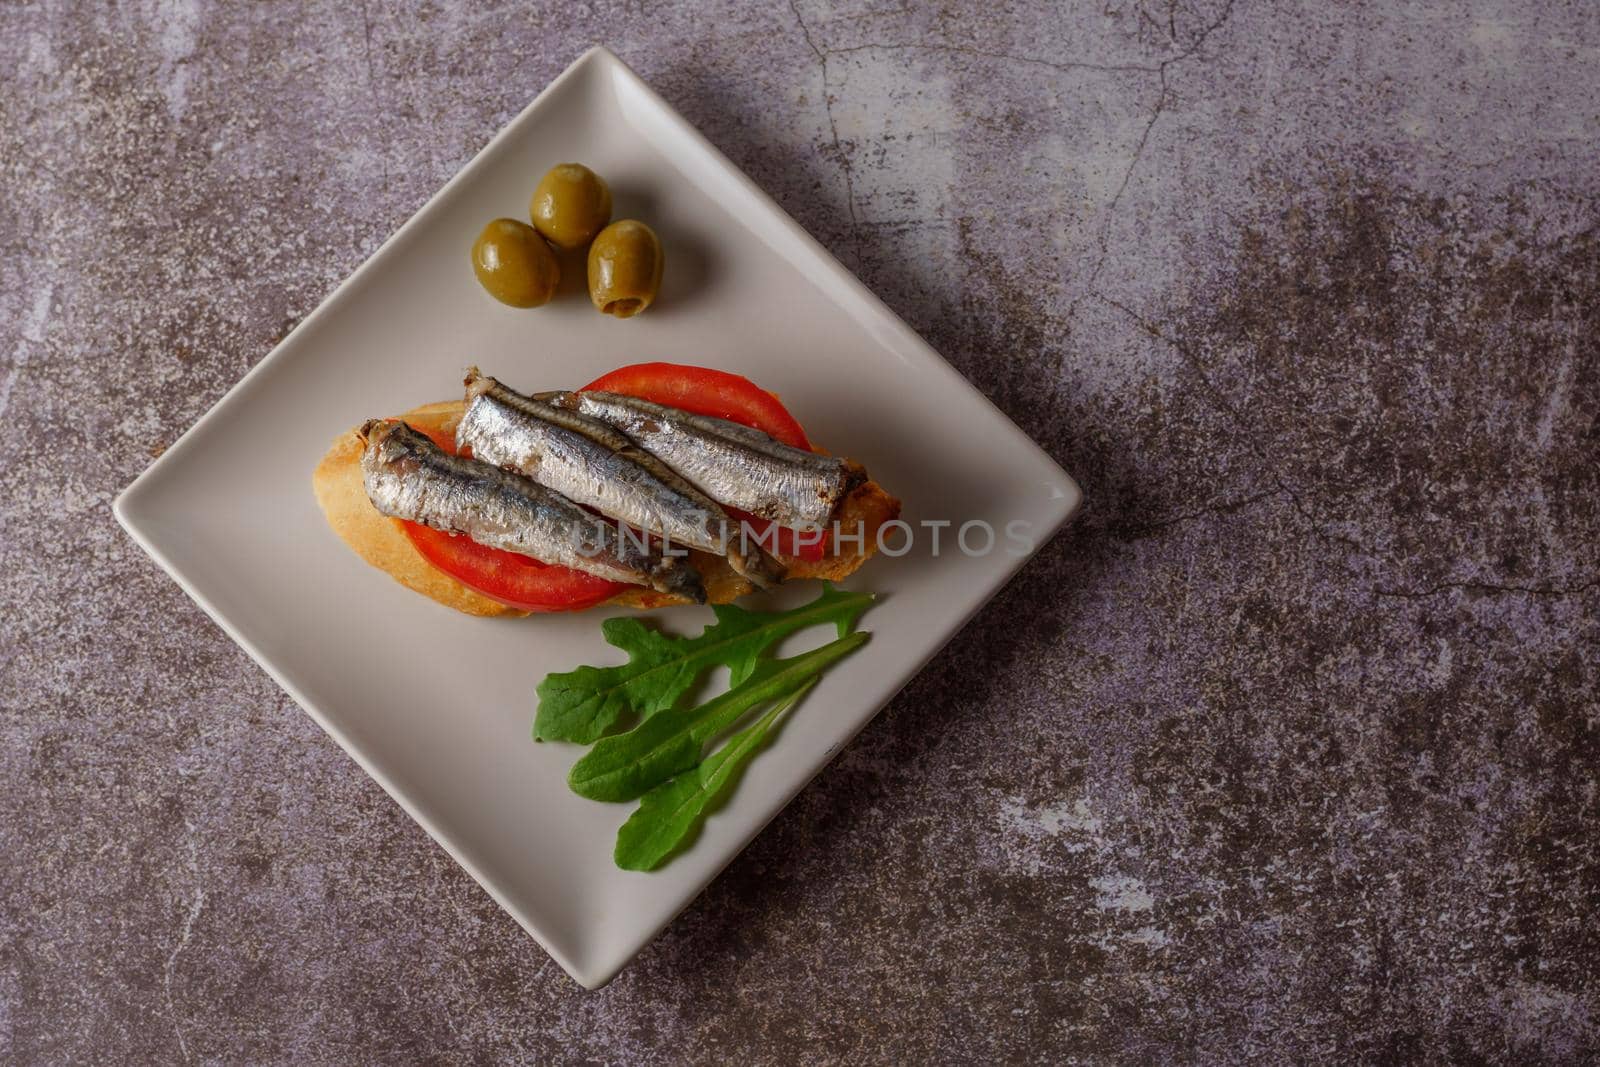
[115,47,1081,988]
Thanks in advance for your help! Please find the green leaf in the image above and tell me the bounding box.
[568,631,870,801]
[535,584,874,743]
[614,677,817,872]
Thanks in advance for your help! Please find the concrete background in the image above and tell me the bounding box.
[3,1,1597,1061]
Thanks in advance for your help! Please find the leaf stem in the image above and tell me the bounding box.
[567,631,869,801]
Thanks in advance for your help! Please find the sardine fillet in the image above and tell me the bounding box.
[359,419,704,602]
[457,371,783,587]
[541,390,866,529]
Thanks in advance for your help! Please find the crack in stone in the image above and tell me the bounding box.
[1092,290,1377,558]
[1109,486,1287,540]
[162,828,207,1064]
[1083,64,1169,296]
[1077,0,1237,307]
[358,0,390,197]
[788,0,1234,273]
[824,40,1163,77]
[788,0,864,266]
[1374,577,1600,601]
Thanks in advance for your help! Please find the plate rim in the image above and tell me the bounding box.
[114,44,1083,989]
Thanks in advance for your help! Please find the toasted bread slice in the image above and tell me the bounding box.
[313,400,900,616]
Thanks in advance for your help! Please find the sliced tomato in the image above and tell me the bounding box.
[407,423,458,453]
[403,523,627,613]
[581,362,828,561]
[724,505,828,562]
[396,422,630,612]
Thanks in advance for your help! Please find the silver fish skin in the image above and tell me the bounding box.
[358,419,705,602]
[457,371,784,588]
[537,390,865,529]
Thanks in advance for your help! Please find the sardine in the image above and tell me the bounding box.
[457,370,784,588]
[537,390,865,529]
[358,419,705,602]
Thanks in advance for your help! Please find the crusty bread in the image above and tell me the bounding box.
[312,400,901,616]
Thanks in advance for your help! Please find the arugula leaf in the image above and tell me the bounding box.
[568,631,869,801]
[614,677,817,872]
[535,584,873,743]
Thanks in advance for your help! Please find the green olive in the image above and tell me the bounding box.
[587,220,663,318]
[471,218,559,307]
[529,163,612,250]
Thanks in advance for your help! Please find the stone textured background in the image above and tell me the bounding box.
[3,1,1598,1062]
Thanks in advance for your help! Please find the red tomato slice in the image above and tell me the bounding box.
[581,363,828,561]
[399,363,829,611]
[396,424,630,612]
[403,523,627,613]
[723,505,828,562]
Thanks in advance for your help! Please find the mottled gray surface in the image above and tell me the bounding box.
[3,0,1598,1062]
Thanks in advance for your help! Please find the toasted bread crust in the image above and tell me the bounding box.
[313,400,900,615]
